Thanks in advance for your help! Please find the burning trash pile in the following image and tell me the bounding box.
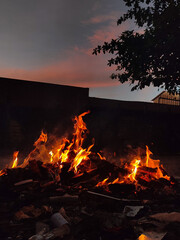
[0,111,179,240]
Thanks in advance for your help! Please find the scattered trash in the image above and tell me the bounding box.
[29,225,70,240]
[51,212,68,227]
[36,222,49,234]
[123,205,144,217]
[59,207,71,222]
[138,231,166,240]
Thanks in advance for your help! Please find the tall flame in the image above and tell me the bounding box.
[34,130,47,147]
[143,145,170,181]
[73,111,90,150]
[49,151,54,163]
[18,111,93,174]
[19,130,47,168]
[12,151,19,168]
[127,159,141,182]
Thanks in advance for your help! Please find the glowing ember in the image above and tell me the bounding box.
[0,169,5,176]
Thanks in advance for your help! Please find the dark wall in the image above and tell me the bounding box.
[0,78,89,155]
[0,77,180,160]
[86,97,180,155]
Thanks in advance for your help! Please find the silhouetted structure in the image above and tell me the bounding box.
[152,91,180,106]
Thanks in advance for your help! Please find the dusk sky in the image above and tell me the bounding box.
[0,0,162,102]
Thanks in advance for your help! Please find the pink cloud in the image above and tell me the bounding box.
[0,16,129,89]
[82,14,116,24]
[0,49,119,88]
[88,21,129,46]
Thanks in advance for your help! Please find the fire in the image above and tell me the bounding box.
[56,111,94,173]
[19,130,48,168]
[143,145,170,181]
[49,151,54,163]
[16,111,93,174]
[12,151,19,168]
[96,177,109,187]
[145,145,150,166]
[34,130,47,147]
[97,159,141,186]
[73,111,90,150]
[96,146,171,188]
[69,144,94,173]
[0,111,172,190]
[144,145,159,169]
[57,138,71,163]
[0,170,5,176]
[97,152,106,160]
[127,159,141,182]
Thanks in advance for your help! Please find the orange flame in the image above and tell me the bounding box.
[0,111,171,189]
[96,177,109,187]
[73,111,90,150]
[97,152,106,160]
[49,151,54,163]
[16,112,93,174]
[69,111,94,173]
[12,151,19,168]
[34,130,47,147]
[144,145,170,181]
[96,146,170,188]
[127,159,141,182]
[0,170,5,176]
[19,130,47,168]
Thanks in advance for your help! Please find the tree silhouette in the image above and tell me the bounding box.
[93,0,180,94]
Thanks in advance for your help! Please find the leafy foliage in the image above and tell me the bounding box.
[93,0,180,93]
